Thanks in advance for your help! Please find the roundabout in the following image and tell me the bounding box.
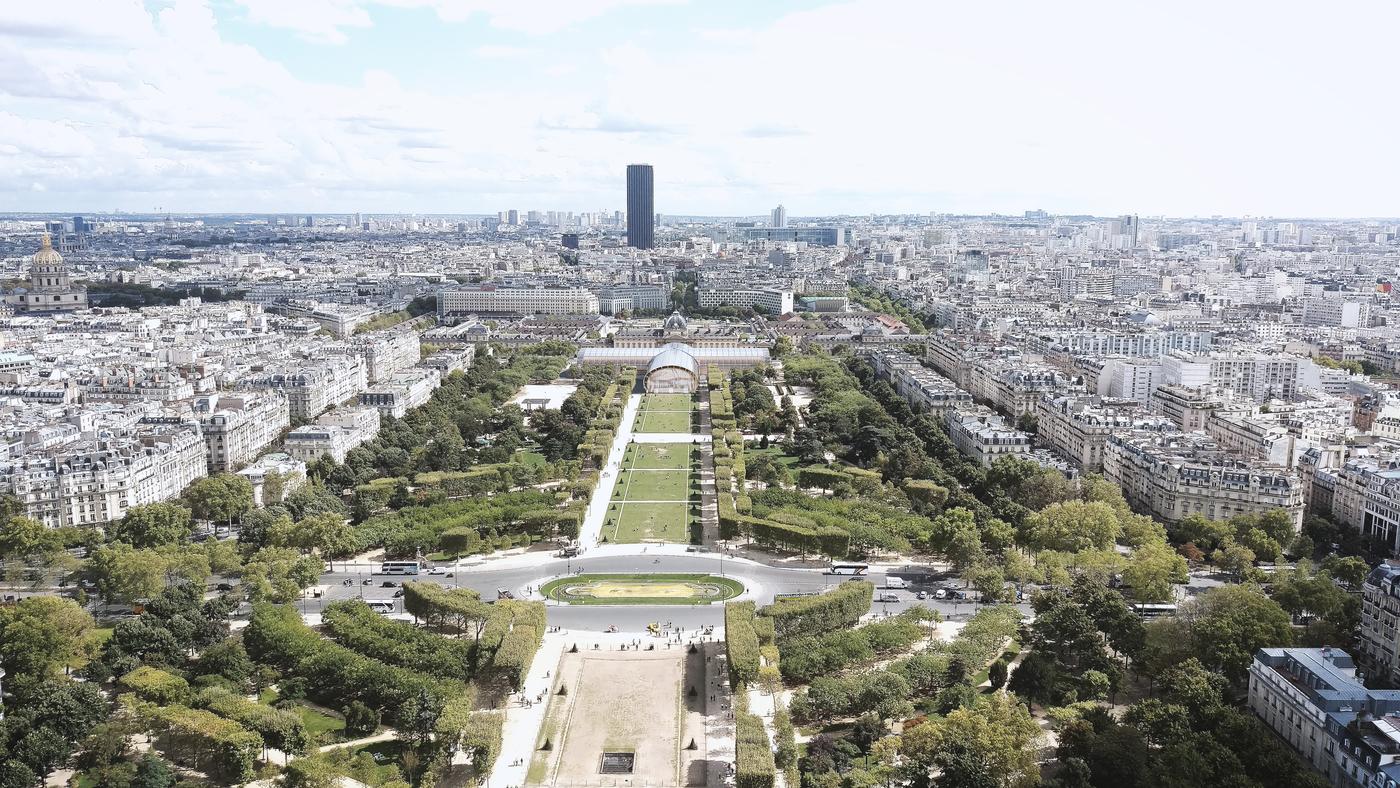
[540,573,745,605]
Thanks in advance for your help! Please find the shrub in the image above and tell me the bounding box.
[759,581,873,641]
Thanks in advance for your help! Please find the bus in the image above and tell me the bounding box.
[377,561,421,576]
[364,600,396,614]
[827,562,870,576]
[1130,602,1178,619]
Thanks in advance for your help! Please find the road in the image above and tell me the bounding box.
[294,551,1036,632]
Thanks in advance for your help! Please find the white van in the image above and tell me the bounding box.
[885,576,908,590]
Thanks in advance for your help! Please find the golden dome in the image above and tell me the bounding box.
[32,233,63,267]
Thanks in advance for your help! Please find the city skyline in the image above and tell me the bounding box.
[6,1,1400,217]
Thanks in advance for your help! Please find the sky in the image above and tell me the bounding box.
[2,0,1399,218]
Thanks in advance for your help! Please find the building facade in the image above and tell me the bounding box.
[626,164,655,249]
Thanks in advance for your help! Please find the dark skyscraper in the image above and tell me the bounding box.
[626,164,654,249]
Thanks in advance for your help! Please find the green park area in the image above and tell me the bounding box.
[604,442,698,543]
[540,573,743,605]
[633,393,694,433]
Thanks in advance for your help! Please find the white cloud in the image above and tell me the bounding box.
[474,44,534,59]
[232,0,372,44]
[0,0,1399,215]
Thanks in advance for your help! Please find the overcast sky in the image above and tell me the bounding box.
[3,0,1398,218]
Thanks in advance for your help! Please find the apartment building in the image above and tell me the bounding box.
[1,425,207,528]
[696,287,795,315]
[1303,297,1372,329]
[1361,562,1400,688]
[1163,352,1318,402]
[594,284,670,315]
[195,392,290,473]
[1098,358,1162,404]
[237,452,306,508]
[436,285,600,319]
[945,406,1034,467]
[1151,384,1231,432]
[1103,428,1303,524]
[330,330,421,384]
[867,350,974,416]
[284,407,381,464]
[962,359,1067,417]
[359,368,441,420]
[1248,647,1400,787]
[1306,450,1400,556]
[1034,395,1142,471]
[244,356,368,421]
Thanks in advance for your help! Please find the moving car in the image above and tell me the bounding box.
[428,566,446,575]
[380,580,398,588]
[877,592,900,602]
[934,589,948,600]
[917,590,927,600]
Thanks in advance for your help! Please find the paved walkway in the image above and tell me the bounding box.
[578,393,643,550]
[488,628,725,788]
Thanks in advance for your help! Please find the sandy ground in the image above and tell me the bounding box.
[523,642,723,787]
[510,383,580,410]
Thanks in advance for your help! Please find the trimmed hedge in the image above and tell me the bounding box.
[725,601,762,685]
[481,600,546,689]
[402,581,494,632]
[243,604,464,728]
[120,666,191,706]
[150,704,262,783]
[759,581,873,642]
[323,599,476,680]
[197,686,309,755]
[735,712,776,788]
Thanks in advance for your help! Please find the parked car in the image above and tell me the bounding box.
[216,582,235,592]
[877,592,900,602]
[380,581,398,588]
[934,589,947,599]
[392,589,405,598]
[917,590,928,600]
[428,566,446,575]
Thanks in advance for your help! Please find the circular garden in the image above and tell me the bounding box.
[540,573,744,605]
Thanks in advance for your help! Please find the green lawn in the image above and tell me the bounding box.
[623,469,689,501]
[260,689,348,740]
[625,443,692,470]
[642,393,693,411]
[610,502,692,543]
[746,446,802,467]
[539,573,745,605]
[634,408,693,433]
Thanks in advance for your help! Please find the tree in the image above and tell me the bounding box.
[439,527,482,558]
[966,565,1007,602]
[1212,541,1255,579]
[343,701,381,737]
[0,595,94,677]
[1168,584,1294,681]
[241,547,322,604]
[88,543,169,603]
[1121,541,1188,603]
[1020,501,1121,553]
[183,473,254,526]
[109,503,193,549]
[132,754,176,788]
[899,693,1040,788]
[0,516,62,561]
[988,659,1008,690]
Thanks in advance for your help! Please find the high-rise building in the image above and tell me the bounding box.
[72,216,87,234]
[771,204,787,228]
[626,164,654,249]
[507,209,520,226]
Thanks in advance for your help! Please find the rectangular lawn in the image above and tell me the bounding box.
[634,408,693,433]
[642,393,693,411]
[627,443,692,470]
[613,502,691,543]
[624,469,689,501]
